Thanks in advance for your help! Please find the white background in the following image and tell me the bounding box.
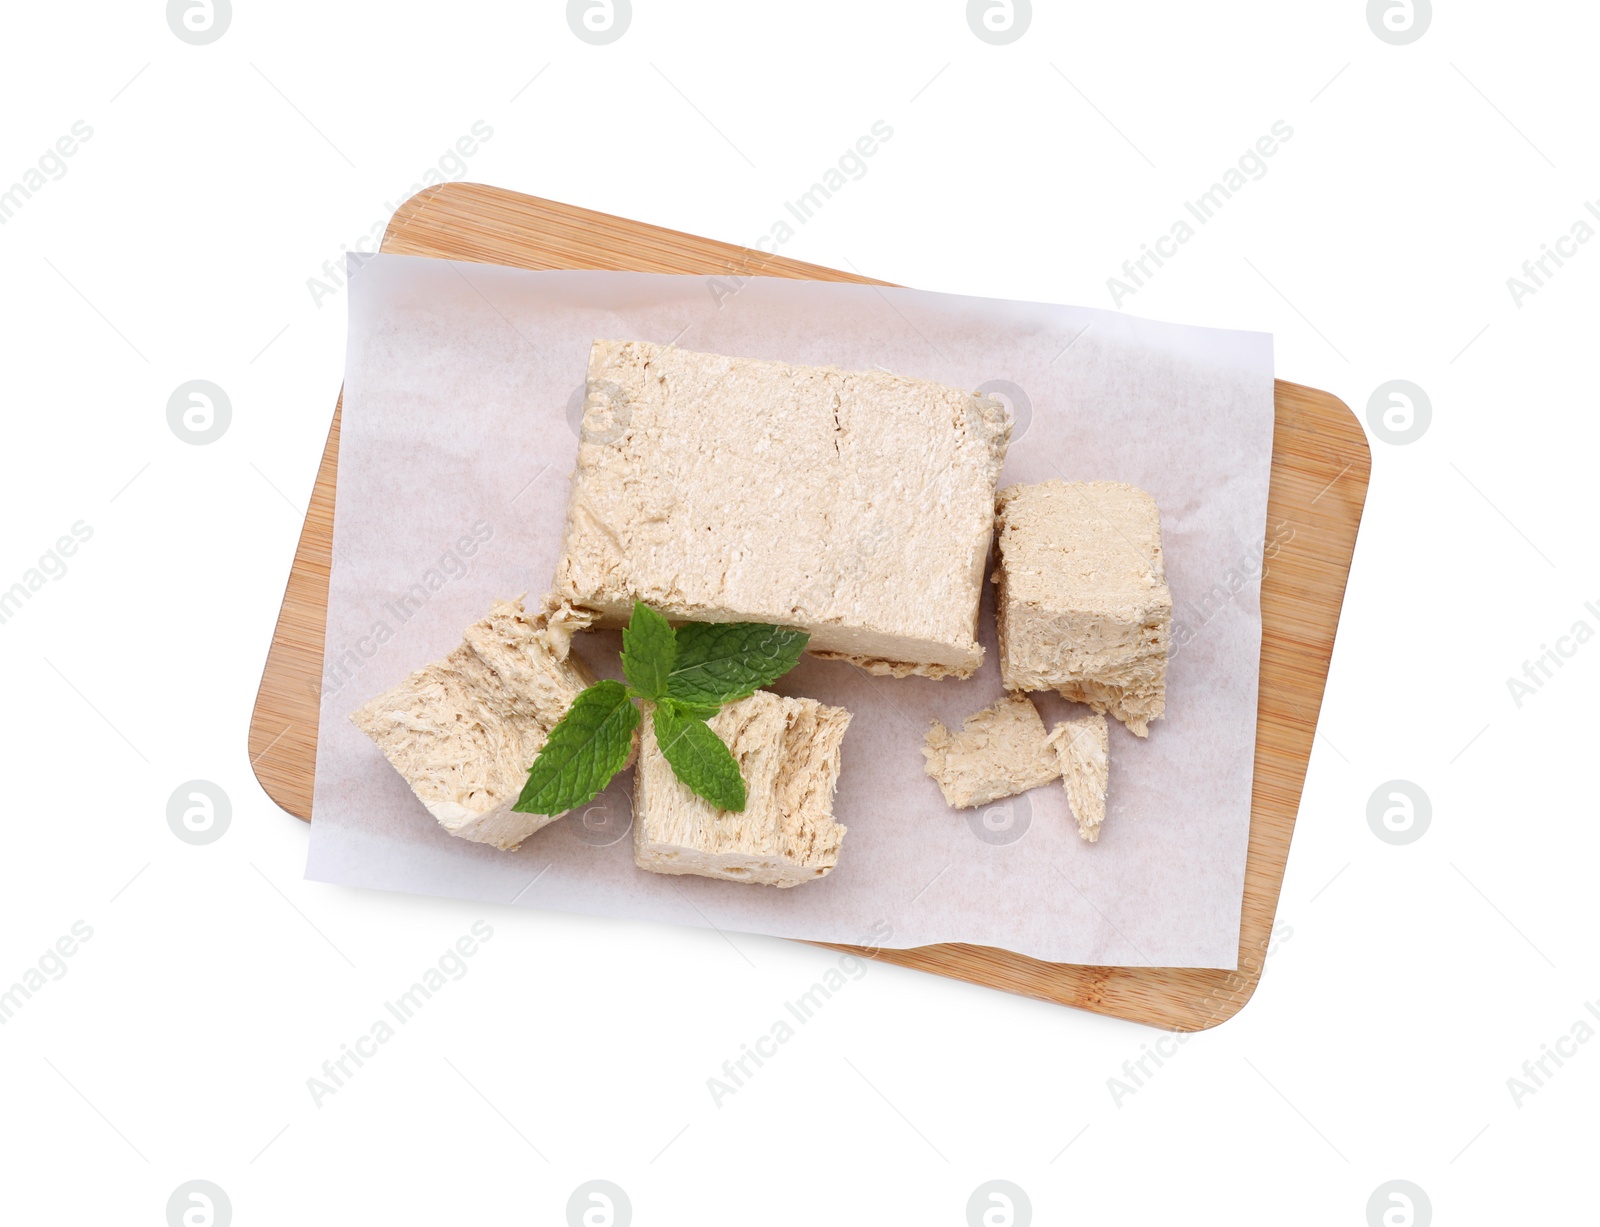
[1,2,1594,1224]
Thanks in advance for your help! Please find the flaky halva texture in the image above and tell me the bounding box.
[921,692,1060,811]
[552,339,1012,679]
[1046,714,1110,842]
[350,595,600,852]
[634,691,851,887]
[994,480,1172,736]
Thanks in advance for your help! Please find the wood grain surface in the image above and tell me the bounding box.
[248,183,1369,1029]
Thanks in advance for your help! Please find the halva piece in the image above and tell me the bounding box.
[351,595,597,851]
[633,691,851,887]
[1046,714,1110,842]
[553,339,1012,679]
[921,693,1060,810]
[995,480,1172,736]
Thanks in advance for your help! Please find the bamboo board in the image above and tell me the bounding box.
[249,183,1369,1029]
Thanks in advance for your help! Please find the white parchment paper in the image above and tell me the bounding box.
[305,254,1275,969]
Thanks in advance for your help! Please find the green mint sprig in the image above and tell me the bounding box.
[513,601,808,816]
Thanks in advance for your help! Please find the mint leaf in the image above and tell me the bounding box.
[621,600,674,700]
[513,680,640,815]
[653,703,746,812]
[666,622,809,707]
[663,696,722,720]
[506,606,804,822]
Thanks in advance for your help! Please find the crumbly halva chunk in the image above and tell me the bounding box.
[1046,714,1110,842]
[921,693,1060,810]
[634,691,851,887]
[552,339,1011,679]
[995,480,1172,736]
[351,595,598,851]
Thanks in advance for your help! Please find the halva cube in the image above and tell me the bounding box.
[553,339,1011,679]
[1046,714,1110,842]
[995,480,1171,736]
[921,693,1060,810]
[351,596,596,851]
[634,691,851,887]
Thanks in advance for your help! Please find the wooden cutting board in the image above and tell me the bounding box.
[249,183,1369,1030]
